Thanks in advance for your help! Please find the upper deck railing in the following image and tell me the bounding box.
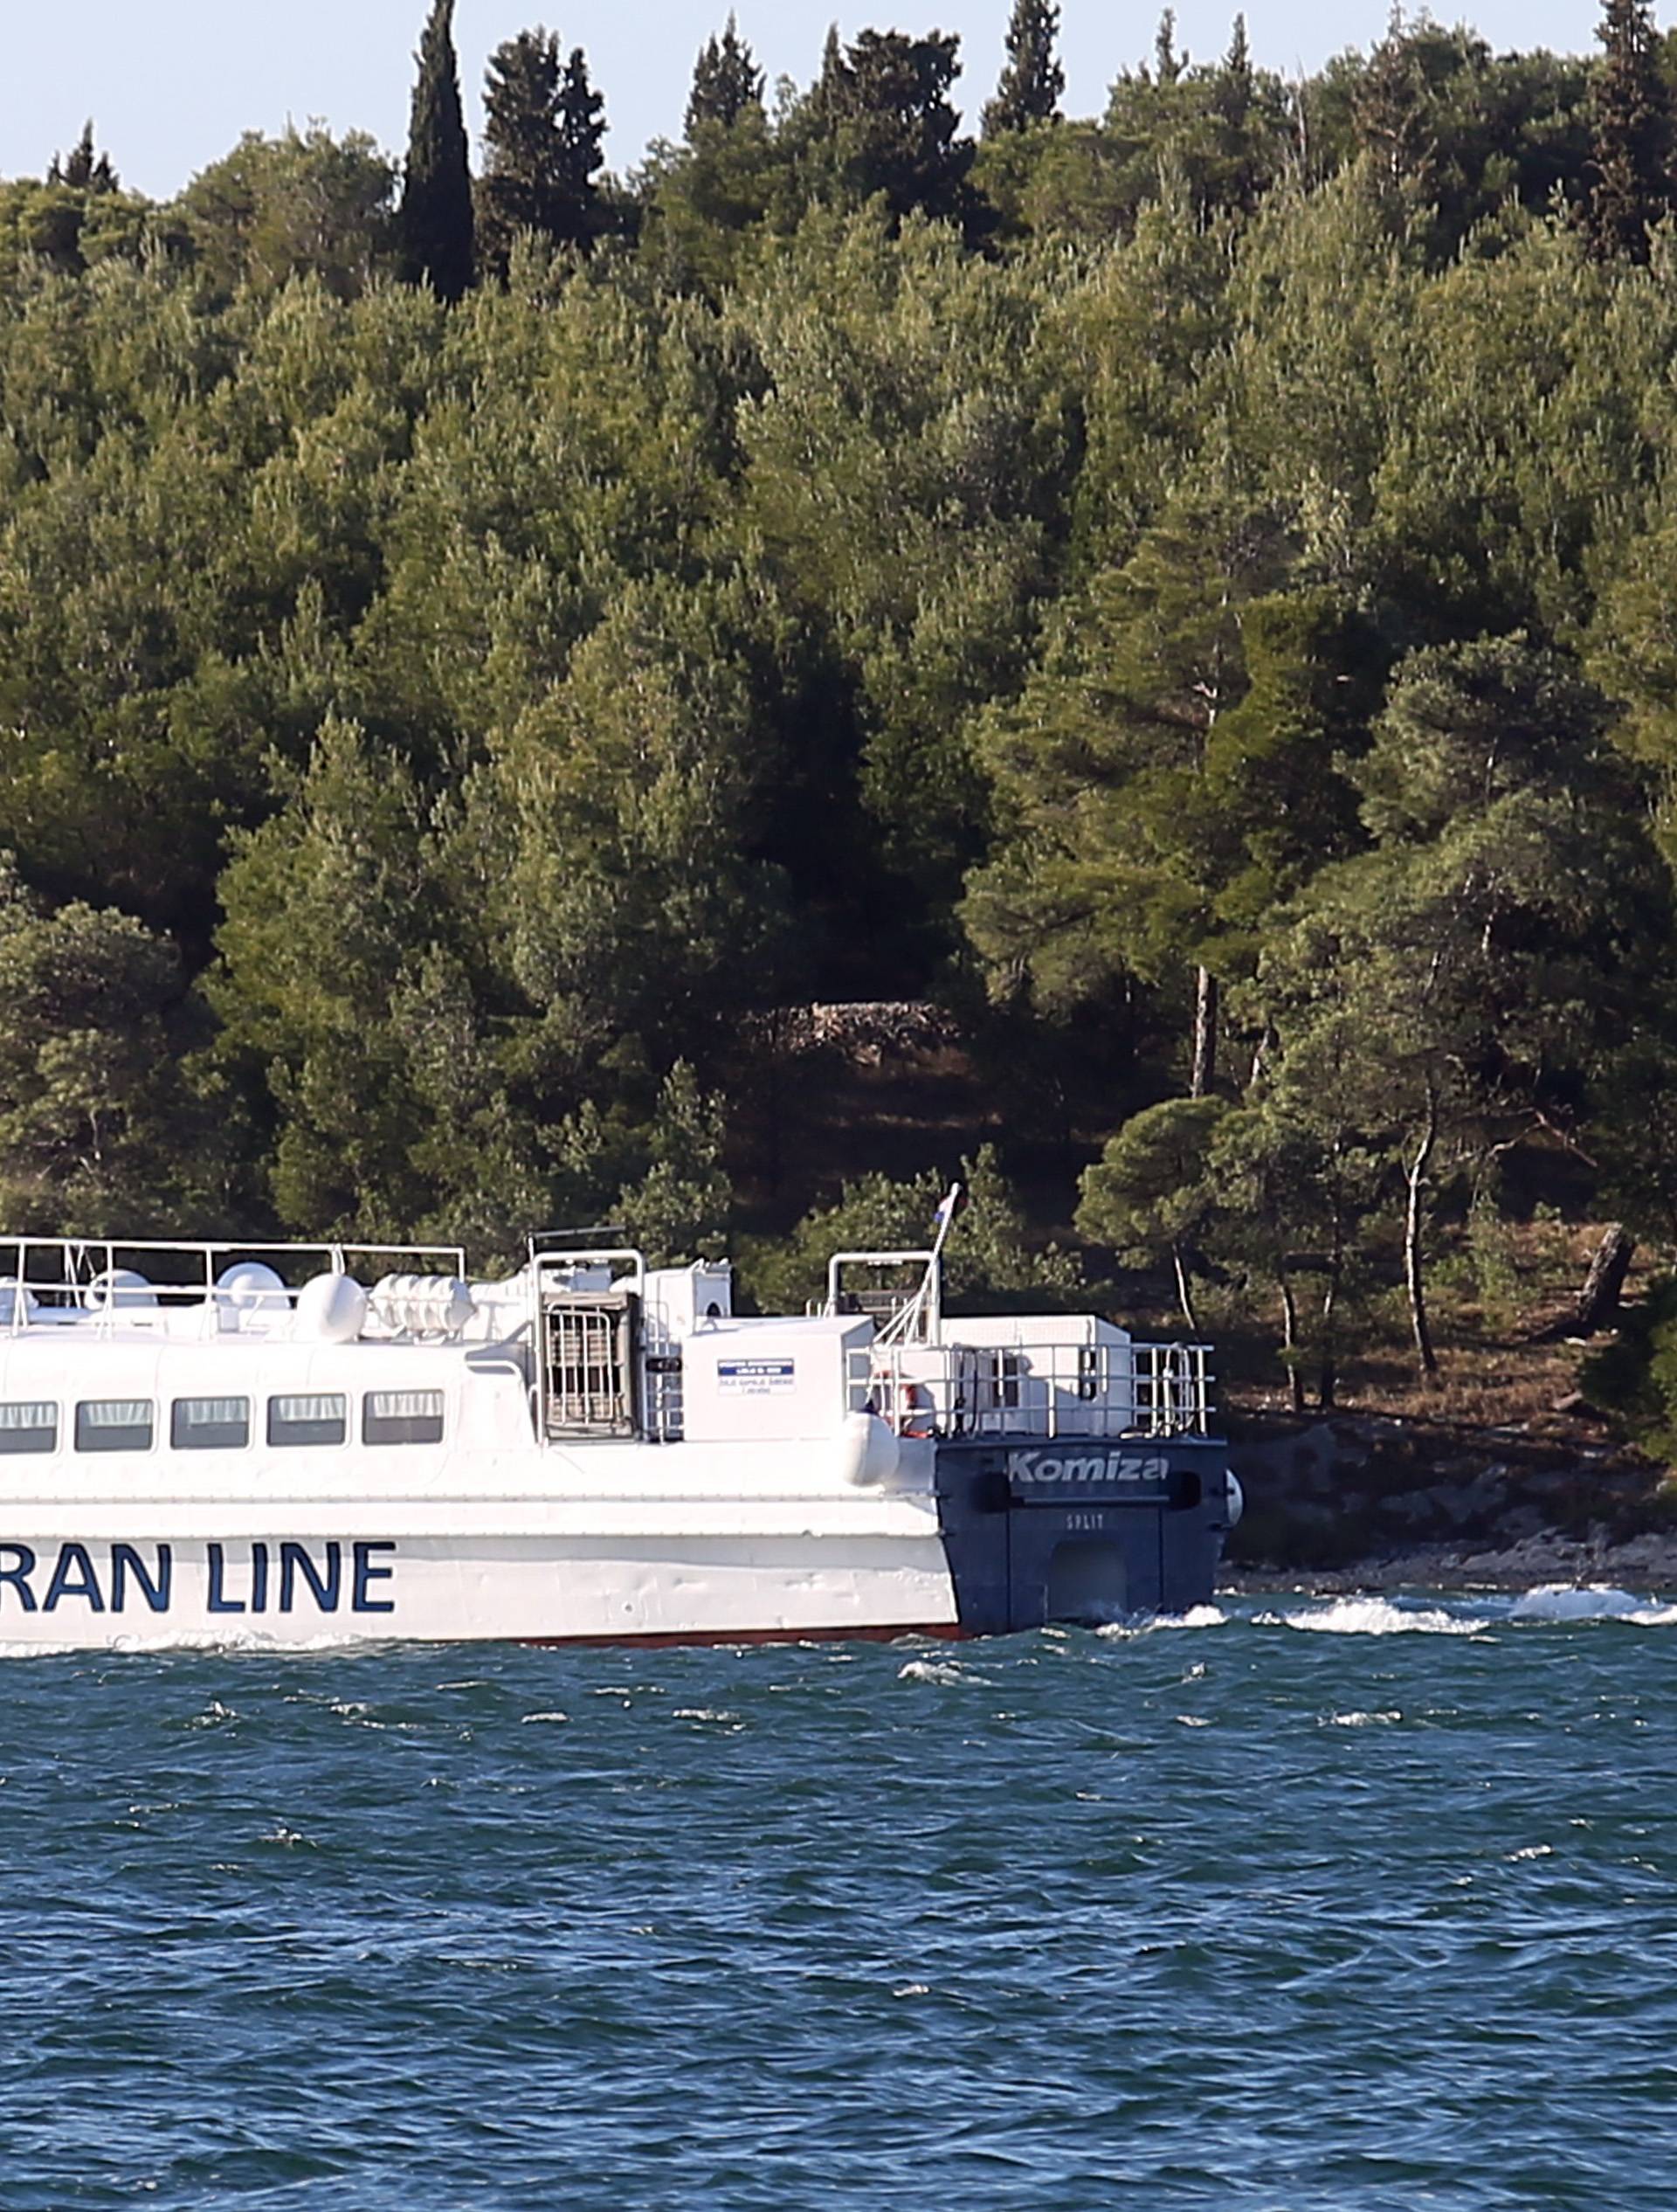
[0,1236,467,1336]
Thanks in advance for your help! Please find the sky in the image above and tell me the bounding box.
[0,1,1611,203]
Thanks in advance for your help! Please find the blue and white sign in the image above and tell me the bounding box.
[716,1359,796,1396]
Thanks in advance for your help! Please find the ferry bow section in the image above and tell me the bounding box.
[0,1217,1239,1649]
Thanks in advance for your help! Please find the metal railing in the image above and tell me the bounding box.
[848,1338,1216,1441]
[0,1236,466,1338]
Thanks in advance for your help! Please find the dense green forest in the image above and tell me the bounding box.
[10,0,1677,1421]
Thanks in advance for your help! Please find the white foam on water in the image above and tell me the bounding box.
[1506,1843,1555,1861]
[897,1659,970,1685]
[1323,1709,1404,1727]
[1097,1605,1226,1640]
[1508,1583,1677,1626]
[521,1710,569,1725]
[1262,1596,1490,1636]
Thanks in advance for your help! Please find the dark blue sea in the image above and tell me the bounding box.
[6,1587,1677,2210]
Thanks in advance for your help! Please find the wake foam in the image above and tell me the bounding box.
[1261,1596,1489,1636]
[1509,1583,1677,1626]
[1097,1606,1226,1640]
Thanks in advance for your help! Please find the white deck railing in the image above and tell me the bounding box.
[849,1338,1216,1441]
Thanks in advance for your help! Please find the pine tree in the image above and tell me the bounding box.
[686,13,765,138]
[398,0,475,301]
[802,28,978,230]
[981,1,1065,138]
[479,28,564,278]
[1355,7,1434,190]
[1586,0,1672,261]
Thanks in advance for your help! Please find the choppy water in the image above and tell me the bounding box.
[7,1588,1677,2210]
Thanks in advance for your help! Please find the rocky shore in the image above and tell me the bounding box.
[1223,1413,1677,1593]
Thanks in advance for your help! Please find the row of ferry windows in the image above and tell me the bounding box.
[0,1391,445,1455]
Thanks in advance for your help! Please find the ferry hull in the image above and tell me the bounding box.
[0,1531,962,1650]
[0,1436,1234,1649]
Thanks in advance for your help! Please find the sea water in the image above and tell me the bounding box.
[4,1591,1677,2210]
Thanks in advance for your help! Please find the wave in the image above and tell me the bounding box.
[897,1658,971,1685]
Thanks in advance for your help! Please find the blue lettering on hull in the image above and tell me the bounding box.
[0,1544,397,1618]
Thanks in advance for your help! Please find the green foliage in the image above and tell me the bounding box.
[738,1145,1080,1318]
[0,857,227,1232]
[1586,0,1672,261]
[7,9,1677,1396]
[1581,1273,1677,1457]
[176,128,396,299]
[1078,1097,1229,1263]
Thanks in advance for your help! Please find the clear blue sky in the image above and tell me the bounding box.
[0,2,1610,201]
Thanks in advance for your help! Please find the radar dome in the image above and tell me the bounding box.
[216,1261,288,1310]
[83,1268,155,1312]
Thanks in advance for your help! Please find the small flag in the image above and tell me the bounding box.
[932,1182,964,1233]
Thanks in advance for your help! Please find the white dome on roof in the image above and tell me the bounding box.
[294,1272,368,1344]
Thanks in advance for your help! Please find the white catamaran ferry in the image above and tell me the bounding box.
[0,1193,1239,1649]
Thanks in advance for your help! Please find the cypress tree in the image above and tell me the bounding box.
[981,1,1065,138]
[1154,9,1184,86]
[1586,0,1672,261]
[687,14,765,138]
[555,46,607,248]
[399,0,475,301]
[479,28,565,278]
[1218,14,1253,131]
[51,121,117,192]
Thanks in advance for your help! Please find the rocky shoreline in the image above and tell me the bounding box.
[1222,1528,1677,1595]
[1223,1412,1677,1593]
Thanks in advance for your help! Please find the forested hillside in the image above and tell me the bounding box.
[6,1,1677,1417]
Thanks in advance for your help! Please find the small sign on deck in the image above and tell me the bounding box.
[717,1358,797,1396]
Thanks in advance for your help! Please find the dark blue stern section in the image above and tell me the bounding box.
[934,1437,1236,1633]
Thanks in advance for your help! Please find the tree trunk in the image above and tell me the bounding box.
[1404,1089,1440,1381]
[1280,1274,1306,1412]
[1575,1224,1635,1336]
[1171,1242,1200,1335]
[1190,965,1218,1099]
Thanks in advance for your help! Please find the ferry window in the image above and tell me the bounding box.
[266,1393,347,1448]
[0,1400,56,1455]
[75,1399,155,1454]
[362,1389,445,1446]
[171,1396,251,1451]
